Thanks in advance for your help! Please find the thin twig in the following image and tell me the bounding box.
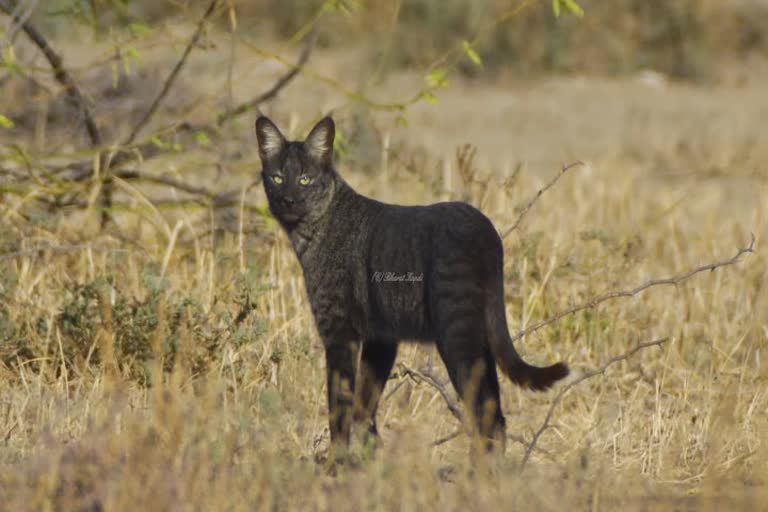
[2,0,38,48]
[508,433,553,458]
[216,29,317,125]
[521,337,669,469]
[501,161,583,239]
[381,375,408,403]
[511,234,756,345]
[399,363,463,421]
[433,425,554,460]
[434,429,462,446]
[0,0,101,146]
[124,0,220,145]
[113,169,221,198]
[17,191,261,214]
[112,170,261,209]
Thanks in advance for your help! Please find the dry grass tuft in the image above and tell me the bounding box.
[2,138,765,509]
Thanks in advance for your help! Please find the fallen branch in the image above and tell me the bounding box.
[521,337,669,469]
[511,234,756,345]
[501,161,583,239]
[0,0,101,146]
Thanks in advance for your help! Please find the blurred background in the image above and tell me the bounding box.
[1,1,767,510]
[3,0,768,175]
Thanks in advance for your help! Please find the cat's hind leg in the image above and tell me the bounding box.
[433,300,506,451]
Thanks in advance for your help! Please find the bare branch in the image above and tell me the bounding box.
[124,0,220,145]
[511,234,756,345]
[216,29,317,125]
[1,0,38,47]
[112,170,262,210]
[9,21,313,195]
[9,178,261,214]
[113,169,221,198]
[392,363,559,455]
[508,433,553,457]
[433,429,462,446]
[501,161,583,239]
[0,0,101,146]
[381,376,408,403]
[398,363,463,422]
[432,428,553,459]
[521,337,669,469]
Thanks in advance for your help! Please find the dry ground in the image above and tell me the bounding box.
[1,22,767,511]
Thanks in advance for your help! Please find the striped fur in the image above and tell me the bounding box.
[256,115,568,453]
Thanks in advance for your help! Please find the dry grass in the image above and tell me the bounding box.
[1,13,767,511]
[2,136,765,510]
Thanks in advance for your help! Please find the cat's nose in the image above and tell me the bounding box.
[281,196,296,207]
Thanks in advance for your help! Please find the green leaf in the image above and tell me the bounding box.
[462,40,483,68]
[195,131,211,148]
[425,68,450,88]
[110,62,119,89]
[333,128,350,161]
[0,114,14,129]
[421,91,439,105]
[122,46,142,76]
[1,46,22,75]
[322,0,361,15]
[562,0,585,17]
[126,46,142,63]
[129,23,152,37]
[553,0,584,17]
[552,0,561,17]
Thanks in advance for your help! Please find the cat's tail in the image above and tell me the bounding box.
[485,271,569,391]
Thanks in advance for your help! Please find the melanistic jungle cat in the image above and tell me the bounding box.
[255,115,568,456]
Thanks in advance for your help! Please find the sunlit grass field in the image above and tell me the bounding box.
[1,6,767,510]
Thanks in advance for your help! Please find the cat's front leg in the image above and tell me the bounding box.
[324,339,359,464]
[354,339,398,445]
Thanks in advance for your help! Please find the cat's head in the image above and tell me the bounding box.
[255,116,337,226]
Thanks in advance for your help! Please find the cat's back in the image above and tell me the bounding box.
[367,198,499,243]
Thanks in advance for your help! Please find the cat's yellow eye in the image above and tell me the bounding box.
[298,175,312,186]
[271,175,284,185]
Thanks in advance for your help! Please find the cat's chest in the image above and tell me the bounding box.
[299,254,365,339]
[298,247,355,302]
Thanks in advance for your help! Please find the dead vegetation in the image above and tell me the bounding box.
[1,2,767,510]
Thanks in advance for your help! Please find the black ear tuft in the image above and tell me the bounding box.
[255,116,286,161]
[304,117,335,164]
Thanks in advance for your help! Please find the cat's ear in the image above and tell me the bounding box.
[304,117,335,164]
[255,116,286,161]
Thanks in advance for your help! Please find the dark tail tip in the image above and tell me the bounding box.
[510,361,569,391]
